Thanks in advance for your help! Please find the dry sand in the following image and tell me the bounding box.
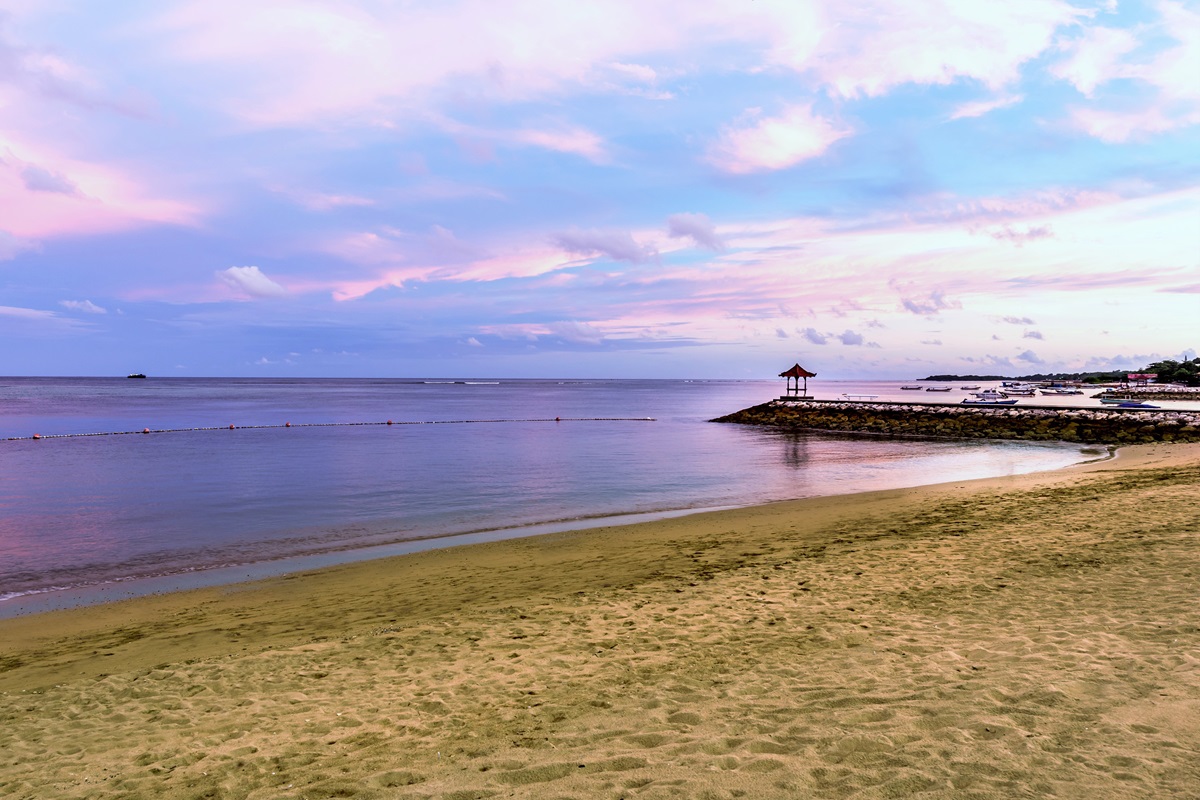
[2,443,1199,799]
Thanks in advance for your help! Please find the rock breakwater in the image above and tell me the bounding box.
[713,400,1200,444]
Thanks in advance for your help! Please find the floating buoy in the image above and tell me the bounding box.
[143,428,150,434]
[387,420,393,425]
[555,417,560,421]
[285,422,291,427]
[229,424,235,430]
[32,433,41,440]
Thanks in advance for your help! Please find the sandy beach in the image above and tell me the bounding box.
[2,443,1199,799]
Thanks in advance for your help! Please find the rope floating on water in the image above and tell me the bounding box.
[7,417,656,442]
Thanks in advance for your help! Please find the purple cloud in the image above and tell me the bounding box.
[666,212,725,251]
[21,164,80,196]
[801,327,828,345]
[1016,349,1044,364]
[553,229,656,263]
[989,225,1054,245]
[900,290,959,316]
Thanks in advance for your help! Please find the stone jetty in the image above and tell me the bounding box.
[713,399,1200,444]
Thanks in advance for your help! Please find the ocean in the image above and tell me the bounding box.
[0,377,1096,616]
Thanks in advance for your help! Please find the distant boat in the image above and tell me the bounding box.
[1040,388,1083,396]
[969,390,1010,401]
[1098,396,1131,404]
[901,385,922,390]
[127,373,147,379]
[925,386,952,392]
[1113,401,1159,409]
[960,384,981,390]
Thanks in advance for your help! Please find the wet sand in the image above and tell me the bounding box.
[2,443,1199,799]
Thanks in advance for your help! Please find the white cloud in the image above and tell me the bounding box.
[708,105,850,174]
[837,330,864,346]
[0,305,57,320]
[60,299,106,314]
[217,265,288,298]
[1023,329,1044,340]
[1057,4,1200,141]
[1051,26,1138,97]
[809,0,1082,98]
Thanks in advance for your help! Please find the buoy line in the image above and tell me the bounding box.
[6,417,657,442]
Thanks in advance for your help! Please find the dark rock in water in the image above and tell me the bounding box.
[712,400,1200,444]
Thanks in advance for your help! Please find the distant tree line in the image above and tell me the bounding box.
[923,354,1199,387]
[1144,357,1200,387]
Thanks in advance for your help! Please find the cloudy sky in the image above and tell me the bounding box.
[1,0,1197,378]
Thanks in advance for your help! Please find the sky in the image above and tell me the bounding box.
[1,0,1197,379]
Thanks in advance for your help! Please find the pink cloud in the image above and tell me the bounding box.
[1068,106,1182,143]
[949,94,1024,120]
[513,127,609,163]
[0,138,200,239]
[708,105,850,174]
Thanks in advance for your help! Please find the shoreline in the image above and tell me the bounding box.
[0,437,1091,619]
[3,442,1198,798]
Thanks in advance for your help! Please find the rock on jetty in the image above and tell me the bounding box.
[713,399,1200,444]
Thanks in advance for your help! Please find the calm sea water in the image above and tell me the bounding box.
[0,377,1096,616]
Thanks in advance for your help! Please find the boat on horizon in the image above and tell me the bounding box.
[925,386,952,392]
[901,385,922,390]
[127,373,147,379]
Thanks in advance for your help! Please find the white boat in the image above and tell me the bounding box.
[1039,388,1083,396]
[960,384,981,390]
[901,385,922,390]
[969,390,1009,401]
[961,397,1018,406]
[925,386,952,392]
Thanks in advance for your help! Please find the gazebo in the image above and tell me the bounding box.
[779,363,816,399]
